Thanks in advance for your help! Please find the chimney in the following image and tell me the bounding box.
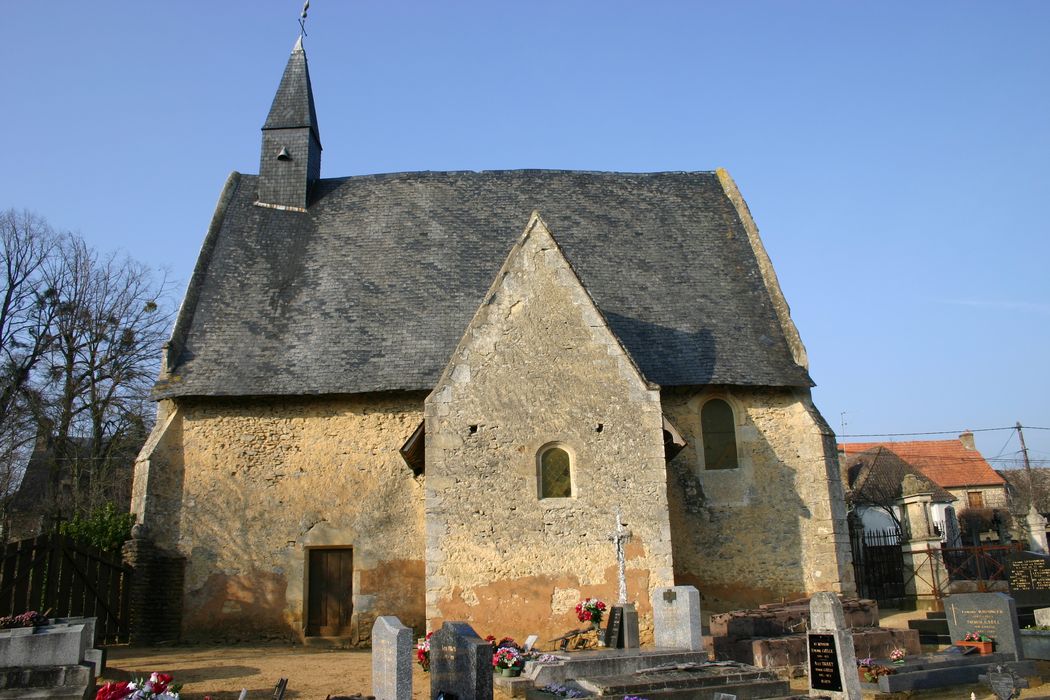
[959,430,976,451]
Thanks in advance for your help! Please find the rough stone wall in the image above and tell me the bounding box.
[662,386,854,612]
[948,486,1008,510]
[425,214,674,643]
[132,393,427,642]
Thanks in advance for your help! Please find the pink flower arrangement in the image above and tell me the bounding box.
[963,632,991,642]
[493,646,523,669]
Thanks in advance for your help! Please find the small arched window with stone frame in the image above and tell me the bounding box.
[700,398,739,470]
[537,444,575,499]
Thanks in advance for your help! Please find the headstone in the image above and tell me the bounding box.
[604,605,639,648]
[372,616,413,700]
[944,506,963,548]
[1035,608,1050,628]
[523,635,538,651]
[621,604,640,649]
[429,622,493,700]
[651,585,704,651]
[806,593,861,700]
[1027,506,1048,554]
[1009,550,1050,608]
[944,593,1025,660]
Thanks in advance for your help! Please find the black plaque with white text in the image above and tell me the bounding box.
[604,607,624,648]
[1008,550,1050,607]
[808,633,843,692]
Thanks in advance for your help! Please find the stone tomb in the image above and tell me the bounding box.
[652,585,704,651]
[806,592,861,700]
[372,616,412,700]
[944,592,1025,660]
[429,622,492,700]
[0,617,103,699]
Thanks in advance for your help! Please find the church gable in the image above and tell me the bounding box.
[424,212,673,640]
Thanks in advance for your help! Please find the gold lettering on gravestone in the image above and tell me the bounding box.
[949,604,1003,638]
[808,633,843,692]
[1010,559,1050,590]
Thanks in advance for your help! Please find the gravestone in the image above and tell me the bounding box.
[429,622,493,700]
[1035,608,1050,627]
[604,604,640,648]
[807,593,861,700]
[945,592,1025,660]
[651,585,704,651]
[524,635,539,651]
[981,667,1028,700]
[372,616,413,700]
[1008,550,1050,608]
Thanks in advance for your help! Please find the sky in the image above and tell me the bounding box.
[4,2,1048,463]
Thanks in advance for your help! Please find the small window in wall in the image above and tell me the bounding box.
[539,445,573,499]
[968,491,985,509]
[701,398,738,470]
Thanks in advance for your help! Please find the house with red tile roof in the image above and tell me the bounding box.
[840,431,1008,519]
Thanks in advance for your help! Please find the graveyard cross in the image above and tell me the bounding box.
[608,508,632,605]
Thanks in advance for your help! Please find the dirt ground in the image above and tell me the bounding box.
[102,644,433,700]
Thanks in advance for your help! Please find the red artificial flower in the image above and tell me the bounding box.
[96,681,131,700]
[151,672,174,694]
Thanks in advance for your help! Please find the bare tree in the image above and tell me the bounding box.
[0,210,59,527]
[34,233,172,519]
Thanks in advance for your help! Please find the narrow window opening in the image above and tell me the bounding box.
[539,446,573,499]
[701,398,738,470]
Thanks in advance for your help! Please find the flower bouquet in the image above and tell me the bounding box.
[96,673,180,700]
[0,610,49,629]
[889,647,906,663]
[417,631,434,672]
[493,646,524,676]
[575,598,607,628]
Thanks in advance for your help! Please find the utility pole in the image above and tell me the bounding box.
[1018,422,1034,508]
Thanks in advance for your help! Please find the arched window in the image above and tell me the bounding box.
[538,445,574,499]
[701,399,738,470]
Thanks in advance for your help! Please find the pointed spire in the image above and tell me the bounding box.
[257,36,322,211]
[262,37,321,145]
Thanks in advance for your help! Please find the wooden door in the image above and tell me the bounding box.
[306,548,353,636]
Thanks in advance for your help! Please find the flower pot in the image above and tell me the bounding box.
[500,667,522,677]
[957,640,993,654]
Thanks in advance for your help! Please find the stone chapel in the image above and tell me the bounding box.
[131,36,855,643]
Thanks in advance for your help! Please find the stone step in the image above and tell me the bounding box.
[580,674,790,700]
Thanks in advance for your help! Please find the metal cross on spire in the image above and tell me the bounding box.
[608,507,632,605]
[298,0,310,37]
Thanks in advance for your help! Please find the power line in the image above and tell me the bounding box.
[839,425,1050,438]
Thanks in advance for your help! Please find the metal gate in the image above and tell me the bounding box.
[849,526,906,605]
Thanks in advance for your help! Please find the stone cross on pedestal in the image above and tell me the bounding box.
[608,508,632,605]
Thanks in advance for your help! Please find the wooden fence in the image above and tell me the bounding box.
[0,533,131,643]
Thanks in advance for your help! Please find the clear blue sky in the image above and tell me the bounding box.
[5,2,1048,462]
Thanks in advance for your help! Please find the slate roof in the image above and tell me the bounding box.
[840,438,1005,489]
[844,447,956,505]
[262,37,320,145]
[156,169,814,399]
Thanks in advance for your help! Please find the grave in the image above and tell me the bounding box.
[429,621,493,700]
[944,592,1025,660]
[708,597,917,672]
[1008,549,1050,608]
[372,616,412,700]
[0,616,103,700]
[651,585,703,651]
[806,592,861,700]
